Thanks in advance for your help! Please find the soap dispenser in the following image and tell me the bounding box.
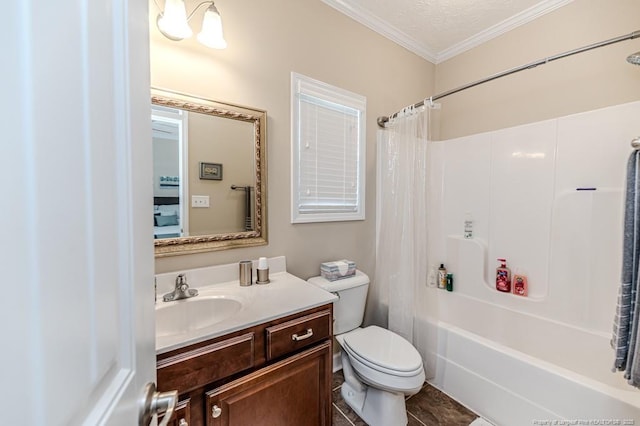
[496,258,511,293]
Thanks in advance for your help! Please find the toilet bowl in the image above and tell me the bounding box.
[307,271,425,426]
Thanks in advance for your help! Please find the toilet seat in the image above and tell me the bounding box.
[337,326,425,393]
[341,326,423,376]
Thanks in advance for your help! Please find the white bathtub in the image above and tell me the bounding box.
[415,230,640,424]
[415,102,640,424]
[417,303,640,425]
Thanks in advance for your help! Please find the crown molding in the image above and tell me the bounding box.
[320,0,438,63]
[321,0,574,65]
[435,0,574,63]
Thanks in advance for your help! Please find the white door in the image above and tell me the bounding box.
[1,1,158,425]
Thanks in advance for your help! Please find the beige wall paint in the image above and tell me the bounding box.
[151,0,435,279]
[435,0,640,140]
[187,112,254,235]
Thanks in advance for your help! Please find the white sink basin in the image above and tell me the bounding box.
[156,296,243,338]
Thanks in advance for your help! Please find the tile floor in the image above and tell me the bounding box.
[331,370,478,426]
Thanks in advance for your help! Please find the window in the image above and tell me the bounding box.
[291,72,366,223]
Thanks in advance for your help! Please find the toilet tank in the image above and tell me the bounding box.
[307,270,370,335]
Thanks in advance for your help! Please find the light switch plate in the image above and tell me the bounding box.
[192,195,210,208]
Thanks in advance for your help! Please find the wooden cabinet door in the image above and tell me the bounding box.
[159,398,191,426]
[206,341,332,426]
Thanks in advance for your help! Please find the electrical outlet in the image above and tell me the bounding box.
[192,195,210,208]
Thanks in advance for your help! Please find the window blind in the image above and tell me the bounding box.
[291,73,366,223]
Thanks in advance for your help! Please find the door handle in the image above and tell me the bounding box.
[139,382,178,426]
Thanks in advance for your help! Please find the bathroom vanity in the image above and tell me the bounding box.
[154,258,337,425]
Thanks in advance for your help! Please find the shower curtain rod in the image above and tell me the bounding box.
[376,29,640,128]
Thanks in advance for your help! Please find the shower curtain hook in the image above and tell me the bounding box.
[427,96,434,108]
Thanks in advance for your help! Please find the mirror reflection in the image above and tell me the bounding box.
[152,106,186,239]
[151,89,267,257]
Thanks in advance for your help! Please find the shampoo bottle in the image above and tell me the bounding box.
[438,264,447,289]
[496,258,511,292]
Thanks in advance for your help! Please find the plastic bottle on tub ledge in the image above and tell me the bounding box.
[496,258,511,293]
[428,266,438,288]
[512,268,528,297]
[438,264,447,289]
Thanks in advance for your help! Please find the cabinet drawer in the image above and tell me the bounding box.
[265,310,331,361]
[157,332,255,393]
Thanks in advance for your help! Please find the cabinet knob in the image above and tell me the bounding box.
[212,405,222,418]
[179,419,188,426]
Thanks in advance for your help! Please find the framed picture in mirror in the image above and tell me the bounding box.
[200,162,223,180]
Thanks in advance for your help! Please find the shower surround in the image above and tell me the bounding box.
[416,101,640,424]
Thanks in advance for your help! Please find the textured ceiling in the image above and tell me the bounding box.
[322,0,573,63]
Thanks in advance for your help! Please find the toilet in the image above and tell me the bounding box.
[308,270,425,426]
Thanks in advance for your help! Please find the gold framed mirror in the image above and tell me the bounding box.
[151,88,267,257]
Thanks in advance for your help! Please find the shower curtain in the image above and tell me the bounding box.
[374,106,429,343]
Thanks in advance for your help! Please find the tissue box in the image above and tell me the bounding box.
[320,260,356,281]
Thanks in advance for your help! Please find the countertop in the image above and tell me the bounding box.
[155,270,338,354]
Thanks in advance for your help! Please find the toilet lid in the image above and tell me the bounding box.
[342,326,423,375]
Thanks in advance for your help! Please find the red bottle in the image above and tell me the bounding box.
[496,258,511,292]
[512,273,528,296]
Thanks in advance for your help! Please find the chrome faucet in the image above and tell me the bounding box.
[162,273,198,302]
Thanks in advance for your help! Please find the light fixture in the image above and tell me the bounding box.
[155,0,227,49]
[197,3,227,49]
